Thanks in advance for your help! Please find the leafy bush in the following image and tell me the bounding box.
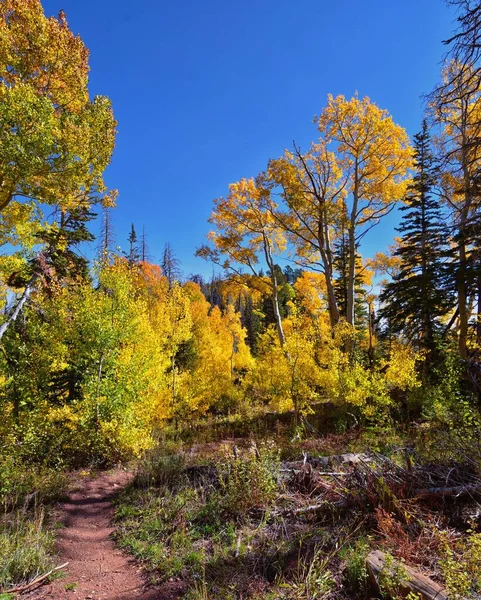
[343,539,369,593]
[0,456,68,511]
[217,443,280,516]
[439,529,481,598]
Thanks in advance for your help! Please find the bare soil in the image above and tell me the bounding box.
[25,469,183,600]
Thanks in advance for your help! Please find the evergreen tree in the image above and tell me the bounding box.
[379,121,453,351]
[284,265,303,285]
[126,223,140,265]
[36,204,96,284]
[262,265,294,326]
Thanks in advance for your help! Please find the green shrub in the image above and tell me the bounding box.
[134,450,185,489]
[439,529,481,598]
[217,443,280,516]
[343,539,369,593]
[0,457,68,511]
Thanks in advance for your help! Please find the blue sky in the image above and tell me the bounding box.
[43,0,457,278]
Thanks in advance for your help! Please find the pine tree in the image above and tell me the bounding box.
[262,265,293,327]
[36,204,96,284]
[126,224,140,265]
[379,121,453,351]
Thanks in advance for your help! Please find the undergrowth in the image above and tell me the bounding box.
[0,506,55,591]
[0,457,67,592]
[114,424,481,599]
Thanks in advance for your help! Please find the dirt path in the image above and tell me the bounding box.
[26,470,183,600]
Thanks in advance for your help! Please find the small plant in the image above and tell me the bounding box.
[134,450,185,489]
[439,528,481,598]
[217,443,280,516]
[64,582,77,591]
[343,539,369,593]
[185,567,209,600]
[377,552,409,600]
[282,544,335,599]
[0,457,68,512]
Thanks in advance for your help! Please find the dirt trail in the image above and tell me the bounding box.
[26,470,182,600]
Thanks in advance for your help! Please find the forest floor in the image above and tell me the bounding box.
[7,423,480,599]
[24,469,183,600]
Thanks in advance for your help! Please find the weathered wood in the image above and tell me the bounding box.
[416,483,481,499]
[366,550,448,600]
[5,562,69,594]
[280,468,348,476]
[330,452,370,464]
[282,452,368,471]
[282,498,349,517]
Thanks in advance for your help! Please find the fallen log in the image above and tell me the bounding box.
[366,550,447,600]
[281,498,350,517]
[416,483,481,499]
[330,452,370,465]
[282,452,369,471]
[279,468,348,476]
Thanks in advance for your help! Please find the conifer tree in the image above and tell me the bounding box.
[41,205,96,283]
[379,121,452,351]
[126,224,140,265]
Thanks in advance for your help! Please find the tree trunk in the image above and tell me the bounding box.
[475,268,481,344]
[171,355,177,407]
[458,106,472,360]
[346,224,356,326]
[263,234,286,347]
[0,273,38,340]
[0,180,13,212]
[368,302,375,368]
[320,246,340,328]
[318,206,340,327]
[346,161,359,326]
[458,234,469,359]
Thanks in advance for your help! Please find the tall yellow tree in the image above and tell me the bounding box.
[0,0,116,214]
[267,143,346,328]
[0,0,116,340]
[317,95,412,325]
[197,178,288,347]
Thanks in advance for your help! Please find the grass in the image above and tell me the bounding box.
[114,441,367,598]
[0,506,55,591]
[64,581,78,591]
[0,457,68,592]
[114,442,302,596]
[113,417,481,599]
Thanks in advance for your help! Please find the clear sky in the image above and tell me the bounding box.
[43,0,458,278]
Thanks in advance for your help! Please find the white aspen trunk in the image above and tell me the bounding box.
[0,274,38,340]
